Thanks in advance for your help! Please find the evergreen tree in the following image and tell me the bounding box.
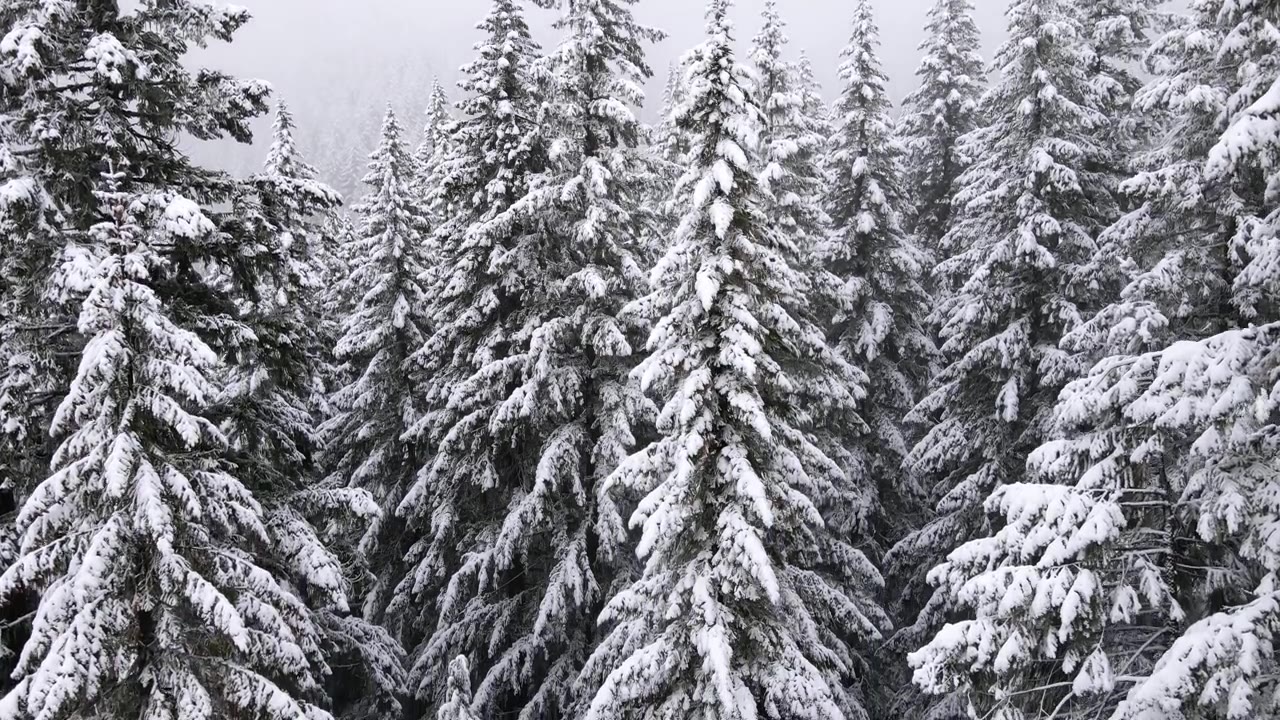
[584,3,887,719]
[320,107,432,653]
[1086,0,1164,125]
[795,50,834,145]
[0,158,336,718]
[0,5,375,717]
[820,0,933,547]
[222,101,341,506]
[400,0,662,714]
[413,76,452,219]
[911,2,1280,718]
[898,0,986,253]
[416,77,452,167]
[648,60,691,256]
[884,0,1117,716]
[505,0,662,713]
[229,102,406,720]
[750,1,830,265]
[818,6,936,715]
[654,60,690,175]
[392,1,552,714]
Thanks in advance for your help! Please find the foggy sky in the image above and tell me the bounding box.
[189,1,1008,177]
[201,0,1005,123]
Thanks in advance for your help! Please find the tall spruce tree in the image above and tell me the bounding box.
[821,0,934,548]
[0,3,366,717]
[412,76,452,220]
[391,1,553,715]
[0,156,334,720]
[819,6,936,715]
[750,1,830,266]
[898,0,986,253]
[222,101,341,505]
[441,0,663,714]
[794,51,833,145]
[649,60,691,256]
[584,3,887,719]
[884,0,1116,717]
[320,107,432,661]
[230,103,406,720]
[910,2,1280,718]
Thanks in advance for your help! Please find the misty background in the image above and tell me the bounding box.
[192,0,1007,196]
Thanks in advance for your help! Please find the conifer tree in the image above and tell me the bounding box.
[416,77,452,168]
[910,2,1280,718]
[649,60,691,254]
[884,0,1117,716]
[228,103,406,720]
[413,76,452,219]
[321,107,432,651]
[795,50,833,143]
[392,1,553,714]
[400,0,662,714]
[0,158,337,719]
[821,0,933,545]
[750,1,830,263]
[495,0,662,713]
[0,4,369,717]
[819,7,936,715]
[584,3,887,719]
[898,0,986,252]
[655,60,690,173]
[222,101,341,503]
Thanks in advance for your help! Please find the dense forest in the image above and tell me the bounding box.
[0,0,1278,719]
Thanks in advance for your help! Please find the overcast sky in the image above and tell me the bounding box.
[190,0,1008,177]
[201,0,1005,117]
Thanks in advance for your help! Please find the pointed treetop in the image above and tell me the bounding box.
[750,0,788,70]
[376,105,404,151]
[836,0,891,114]
[418,76,451,159]
[705,0,733,36]
[847,0,882,56]
[264,99,311,179]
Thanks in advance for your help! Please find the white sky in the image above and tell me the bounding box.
[200,0,1006,115]
[190,0,1008,175]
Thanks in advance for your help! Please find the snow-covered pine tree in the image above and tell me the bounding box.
[0,155,336,718]
[820,0,934,549]
[750,1,830,268]
[898,0,986,253]
[884,0,1117,716]
[226,102,405,720]
[910,2,1280,718]
[412,76,452,220]
[479,0,662,714]
[584,2,887,718]
[398,0,661,714]
[417,76,452,168]
[818,6,936,715]
[654,60,690,178]
[1076,0,1163,298]
[0,50,66,680]
[1086,0,1164,132]
[320,107,432,660]
[0,0,336,707]
[391,0,553,714]
[795,50,833,146]
[222,100,341,505]
[317,211,359,341]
